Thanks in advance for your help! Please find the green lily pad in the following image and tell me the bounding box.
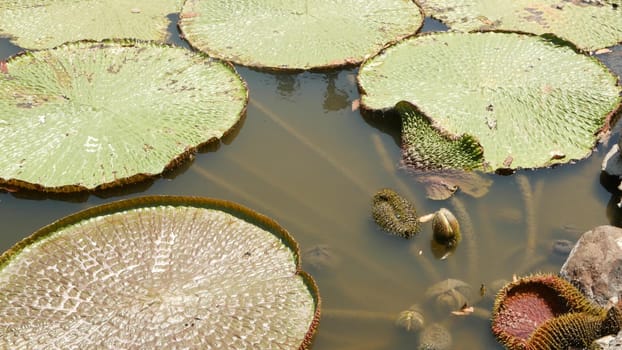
[0,195,320,349]
[0,1,184,50]
[0,40,248,192]
[417,0,622,52]
[178,0,423,70]
[358,32,621,172]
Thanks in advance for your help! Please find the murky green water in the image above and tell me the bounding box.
[1,18,621,350]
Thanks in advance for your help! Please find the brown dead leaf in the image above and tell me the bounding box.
[549,150,565,160]
[594,48,613,55]
[451,304,475,316]
[180,12,198,19]
[503,155,513,168]
[351,99,360,111]
[0,185,18,193]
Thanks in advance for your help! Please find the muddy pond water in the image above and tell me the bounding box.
[1,18,622,350]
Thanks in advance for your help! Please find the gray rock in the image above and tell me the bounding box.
[560,225,622,350]
[594,335,622,350]
[560,225,622,307]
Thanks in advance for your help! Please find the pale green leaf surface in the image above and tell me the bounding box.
[0,41,248,191]
[358,32,621,171]
[0,197,318,349]
[178,0,423,70]
[417,0,622,51]
[0,0,184,50]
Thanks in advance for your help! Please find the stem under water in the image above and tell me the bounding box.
[516,174,537,272]
[323,308,396,322]
[193,163,408,290]
[191,165,269,212]
[410,246,443,281]
[227,157,412,286]
[371,133,420,204]
[251,99,371,195]
[450,196,478,283]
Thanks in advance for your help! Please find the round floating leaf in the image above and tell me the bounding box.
[358,32,621,171]
[0,40,248,192]
[178,0,423,70]
[417,0,622,52]
[0,1,184,50]
[0,195,320,349]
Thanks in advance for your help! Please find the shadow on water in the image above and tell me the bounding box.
[598,45,622,78]
[274,72,301,98]
[420,17,450,33]
[322,72,350,112]
[166,13,192,50]
[0,37,23,59]
[360,108,403,149]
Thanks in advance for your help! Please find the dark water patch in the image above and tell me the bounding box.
[0,37,23,60]
[420,17,450,33]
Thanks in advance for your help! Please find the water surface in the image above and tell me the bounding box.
[1,18,621,349]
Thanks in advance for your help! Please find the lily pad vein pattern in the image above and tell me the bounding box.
[0,40,248,191]
[0,197,319,349]
[178,0,424,70]
[0,0,184,50]
[358,32,621,171]
[417,0,622,52]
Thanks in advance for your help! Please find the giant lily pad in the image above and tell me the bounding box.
[417,0,622,52]
[358,32,622,172]
[178,0,423,70]
[0,40,248,192]
[0,1,184,50]
[0,195,320,349]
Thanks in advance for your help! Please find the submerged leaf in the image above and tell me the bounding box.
[0,40,248,192]
[0,1,184,49]
[178,0,423,70]
[417,0,622,52]
[358,32,621,171]
[0,196,320,349]
[412,169,492,200]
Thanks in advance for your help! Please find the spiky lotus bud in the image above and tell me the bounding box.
[372,188,420,238]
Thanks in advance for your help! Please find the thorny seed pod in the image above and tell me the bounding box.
[491,273,622,350]
[372,188,420,238]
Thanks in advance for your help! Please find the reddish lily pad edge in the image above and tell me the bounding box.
[0,195,321,350]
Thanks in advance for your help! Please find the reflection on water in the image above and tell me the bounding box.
[275,72,300,98]
[1,19,621,350]
[323,72,350,112]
